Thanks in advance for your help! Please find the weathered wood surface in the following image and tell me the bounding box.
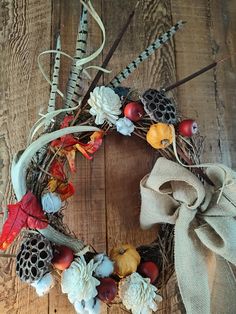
[0,0,235,313]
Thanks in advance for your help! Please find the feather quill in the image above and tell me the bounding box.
[47,35,61,115]
[64,5,88,108]
[108,21,185,88]
[79,1,139,110]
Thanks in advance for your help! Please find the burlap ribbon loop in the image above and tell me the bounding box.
[140,157,236,314]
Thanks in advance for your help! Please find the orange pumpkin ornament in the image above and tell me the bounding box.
[146,123,173,149]
[110,244,141,278]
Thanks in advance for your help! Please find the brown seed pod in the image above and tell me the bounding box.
[16,234,53,283]
[141,89,177,124]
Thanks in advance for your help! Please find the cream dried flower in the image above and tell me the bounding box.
[88,86,122,125]
[119,272,162,314]
[61,256,100,303]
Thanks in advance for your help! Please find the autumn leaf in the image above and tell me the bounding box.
[74,144,92,160]
[50,130,104,173]
[64,149,76,172]
[48,179,75,201]
[83,131,104,153]
[67,131,104,170]
[51,134,78,149]
[49,159,66,181]
[60,115,74,128]
[0,192,48,250]
[75,131,103,159]
[48,178,58,192]
[57,182,75,201]
[48,159,75,200]
[50,115,76,148]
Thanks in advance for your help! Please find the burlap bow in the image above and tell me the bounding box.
[140,157,236,314]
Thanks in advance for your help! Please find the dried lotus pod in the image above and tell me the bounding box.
[141,89,177,124]
[16,234,53,283]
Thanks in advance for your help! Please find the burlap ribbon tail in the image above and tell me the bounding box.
[140,157,236,314]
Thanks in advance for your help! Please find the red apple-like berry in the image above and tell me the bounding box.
[97,278,117,303]
[137,261,159,283]
[52,245,74,271]
[124,102,145,122]
[178,119,198,137]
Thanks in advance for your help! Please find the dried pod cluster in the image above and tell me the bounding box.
[141,89,177,124]
[16,234,53,283]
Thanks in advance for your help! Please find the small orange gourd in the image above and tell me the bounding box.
[110,244,141,278]
[146,123,173,149]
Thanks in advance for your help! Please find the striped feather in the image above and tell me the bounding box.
[64,5,88,108]
[47,35,61,113]
[108,21,185,88]
[44,35,61,130]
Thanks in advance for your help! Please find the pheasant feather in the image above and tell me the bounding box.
[108,21,185,88]
[64,5,88,108]
[47,35,61,114]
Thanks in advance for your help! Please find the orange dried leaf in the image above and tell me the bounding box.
[57,182,75,201]
[75,131,104,160]
[64,149,76,173]
[74,144,93,160]
[48,178,58,192]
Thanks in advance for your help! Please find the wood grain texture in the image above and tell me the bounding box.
[171,0,236,167]
[0,0,51,313]
[208,0,236,168]
[0,0,236,313]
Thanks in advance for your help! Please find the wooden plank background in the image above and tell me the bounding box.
[0,0,235,313]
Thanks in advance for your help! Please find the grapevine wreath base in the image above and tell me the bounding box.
[1,1,236,314]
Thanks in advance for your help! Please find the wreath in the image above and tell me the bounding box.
[1,1,236,314]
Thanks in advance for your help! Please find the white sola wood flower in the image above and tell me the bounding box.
[61,256,100,303]
[88,86,122,125]
[119,272,162,314]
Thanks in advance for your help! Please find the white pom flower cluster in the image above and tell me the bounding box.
[31,273,55,296]
[88,86,122,125]
[93,253,114,278]
[116,117,134,136]
[119,272,162,314]
[41,192,62,213]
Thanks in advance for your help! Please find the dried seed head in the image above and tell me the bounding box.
[16,234,53,283]
[141,89,177,124]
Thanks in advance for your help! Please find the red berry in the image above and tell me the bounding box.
[178,119,198,137]
[124,102,144,122]
[137,261,159,283]
[97,278,117,303]
[52,245,74,270]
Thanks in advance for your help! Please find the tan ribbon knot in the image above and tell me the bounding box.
[140,157,236,314]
